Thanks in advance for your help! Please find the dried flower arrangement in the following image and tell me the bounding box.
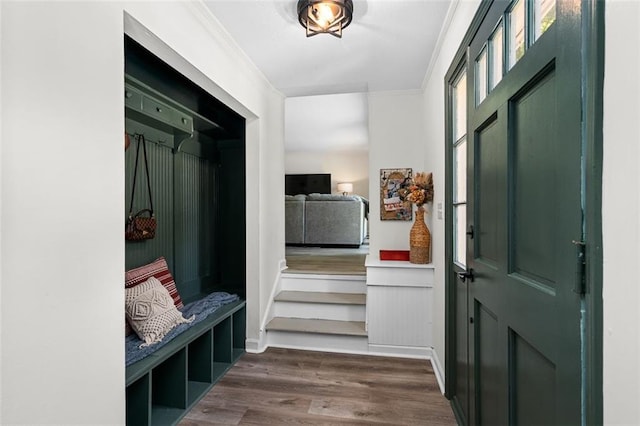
[398,172,434,207]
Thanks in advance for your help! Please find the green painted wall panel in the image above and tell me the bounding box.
[125,129,175,272]
[174,151,216,302]
[216,141,246,298]
[125,122,245,302]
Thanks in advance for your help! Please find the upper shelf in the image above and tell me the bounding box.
[125,75,225,146]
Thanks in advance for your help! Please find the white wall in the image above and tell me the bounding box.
[420,0,481,389]
[1,2,125,423]
[0,1,284,423]
[602,1,640,423]
[285,150,369,197]
[0,1,4,418]
[368,90,426,255]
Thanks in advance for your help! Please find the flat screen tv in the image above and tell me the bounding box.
[285,173,331,195]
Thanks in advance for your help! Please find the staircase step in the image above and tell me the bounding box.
[273,300,365,321]
[280,273,366,293]
[266,317,367,337]
[275,291,366,305]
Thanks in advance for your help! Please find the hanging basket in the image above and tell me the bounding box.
[409,206,431,264]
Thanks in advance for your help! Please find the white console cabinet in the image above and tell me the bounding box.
[365,255,434,357]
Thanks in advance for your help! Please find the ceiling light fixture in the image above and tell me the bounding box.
[297,0,354,38]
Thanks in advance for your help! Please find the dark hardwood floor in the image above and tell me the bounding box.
[180,348,457,425]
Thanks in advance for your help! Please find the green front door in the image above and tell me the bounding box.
[446,0,593,424]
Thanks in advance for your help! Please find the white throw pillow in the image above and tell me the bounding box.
[125,277,194,347]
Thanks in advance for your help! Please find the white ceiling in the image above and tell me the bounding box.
[204,0,452,151]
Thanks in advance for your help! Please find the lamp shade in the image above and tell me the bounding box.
[337,182,353,194]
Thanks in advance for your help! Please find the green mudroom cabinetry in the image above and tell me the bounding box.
[124,36,247,425]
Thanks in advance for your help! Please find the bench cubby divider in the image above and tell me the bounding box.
[232,307,247,362]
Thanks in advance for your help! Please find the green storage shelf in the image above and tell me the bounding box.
[126,375,151,426]
[126,301,246,425]
[187,381,212,406]
[151,405,183,426]
[212,362,232,382]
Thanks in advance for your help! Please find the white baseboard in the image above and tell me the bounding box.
[428,348,446,395]
[366,344,446,394]
[259,261,285,334]
[367,343,431,359]
[245,335,267,353]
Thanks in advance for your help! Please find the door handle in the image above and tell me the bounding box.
[457,269,475,283]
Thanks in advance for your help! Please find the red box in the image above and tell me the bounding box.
[379,250,410,261]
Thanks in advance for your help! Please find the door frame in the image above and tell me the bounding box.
[443,1,604,424]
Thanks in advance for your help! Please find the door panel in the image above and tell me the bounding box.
[511,330,556,425]
[511,69,557,288]
[455,284,470,421]
[476,116,503,267]
[448,0,584,424]
[475,303,501,426]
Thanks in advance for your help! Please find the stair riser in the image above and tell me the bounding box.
[281,275,366,293]
[273,302,365,322]
[267,330,369,354]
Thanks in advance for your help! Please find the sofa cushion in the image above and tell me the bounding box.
[285,195,306,244]
[304,198,365,245]
[307,193,359,201]
[285,194,307,201]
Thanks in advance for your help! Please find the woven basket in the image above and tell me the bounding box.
[409,206,431,264]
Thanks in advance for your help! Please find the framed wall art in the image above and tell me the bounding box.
[380,168,412,221]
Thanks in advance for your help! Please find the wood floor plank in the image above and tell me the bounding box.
[180,348,457,425]
[285,254,367,275]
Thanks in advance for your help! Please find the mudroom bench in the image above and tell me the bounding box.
[126,300,246,426]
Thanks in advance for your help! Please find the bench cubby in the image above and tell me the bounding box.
[126,301,246,425]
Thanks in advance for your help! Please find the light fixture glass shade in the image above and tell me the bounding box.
[297,0,354,38]
[337,182,353,194]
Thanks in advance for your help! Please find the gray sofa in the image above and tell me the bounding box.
[285,194,366,246]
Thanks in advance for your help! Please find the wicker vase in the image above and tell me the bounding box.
[410,206,431,264]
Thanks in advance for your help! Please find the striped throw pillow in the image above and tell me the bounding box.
[125,257,183,336]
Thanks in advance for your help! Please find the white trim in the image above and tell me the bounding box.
[123,12,261,121]
[280,272,366,281]
[368,343,431,359]
[421,0,461,91]
[368,88,424,98]
[245,337,267,354]
[267,342,369,357]
[184,1,282,99]
[279,258,287,271]
[264,339,439,363]
[429,347,446,395]
[259,260,285,334]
